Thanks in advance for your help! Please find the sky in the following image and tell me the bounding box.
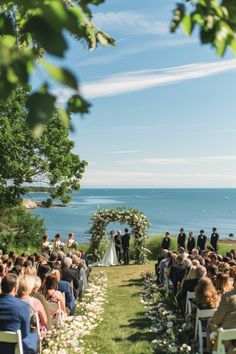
[36,0,236,188]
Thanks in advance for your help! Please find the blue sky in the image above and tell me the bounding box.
[37,0,236,188]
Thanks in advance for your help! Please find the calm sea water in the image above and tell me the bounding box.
[29,189,236,243]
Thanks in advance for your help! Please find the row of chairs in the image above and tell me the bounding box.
[186,291,236,354]
[163,273,236,354]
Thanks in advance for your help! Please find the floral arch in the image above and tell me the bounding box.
[88,207,150,264]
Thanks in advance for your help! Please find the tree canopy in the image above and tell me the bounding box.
[0,86,87,207]
[0,0,115,129]
[171,0,236,57]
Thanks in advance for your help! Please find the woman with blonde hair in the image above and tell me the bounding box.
[194,276,219,309]
[17,275,48,331]
[215,272,232,297]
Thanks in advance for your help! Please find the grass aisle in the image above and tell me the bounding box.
[84,262,156,354]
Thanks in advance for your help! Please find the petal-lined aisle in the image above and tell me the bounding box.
[83,263,156,354]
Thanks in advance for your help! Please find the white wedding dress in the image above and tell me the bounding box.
[92,236,119,266]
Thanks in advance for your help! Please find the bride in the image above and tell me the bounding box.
[92,230,119,266]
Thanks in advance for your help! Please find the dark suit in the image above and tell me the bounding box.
[0,294,39,354]
[161,236,170,250]
[61,267,82,299]
[197,234,207,252]
[177,232,186,249]
[169,264,186,294]
[122,233,130,264]
[58,280,75,314]
[114,234,122,262]
[210,232,219,251]
[187,236,196,253]
[176,278,199,314]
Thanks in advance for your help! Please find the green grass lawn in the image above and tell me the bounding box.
[84,262,156,354]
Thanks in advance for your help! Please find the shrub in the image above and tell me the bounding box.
[8,206,45,249]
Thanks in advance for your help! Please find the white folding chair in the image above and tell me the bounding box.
[69,280,75,303]
[163,269,171,295]
[0,330,23,354]
[185,291,195,317]
[194,308,216,354]
[47,301,63,328]
[215,327,236,354]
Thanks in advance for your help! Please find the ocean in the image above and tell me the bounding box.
[29,188,236,243]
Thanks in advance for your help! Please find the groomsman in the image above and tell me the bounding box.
[197,229,207,253]
[122,228,130,265]
[210,227,219,252]
[115,230,122,263]
[161,232,171,250]
[187,231,196,254]
[177,227,186,249]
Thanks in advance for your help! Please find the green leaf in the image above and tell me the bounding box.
[25,16,67,57]
[0,13,14,35]
[181,14,193,36]
[215,38,228,56]
[42,60,78,90]
[41,2,79,34]
[67,94,91,114]
[26,91,56,127]
[230,36,236,53]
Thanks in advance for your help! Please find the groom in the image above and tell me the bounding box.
[122,228,130,265]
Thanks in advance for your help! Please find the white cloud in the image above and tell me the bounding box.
[93,11,169,36]
[118,155,236,165]
[53,59,236,103]
[80,169,236,187]
[80,59,236,99]
[104,150,138,154]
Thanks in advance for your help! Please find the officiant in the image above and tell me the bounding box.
[114,230,122,263]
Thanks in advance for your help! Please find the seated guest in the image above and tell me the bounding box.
[191,248,199,258]
[37,263,51,282]
[176,265,206,315]
[209,253,219,266]
[52,269,75,314]
[17,275,48,331]
[206,264,218,286]
[169,255,186,294]
[194,276,219,310]
[178,247,189,259]
[31,276,52,331]
[158,250,170,284]
[48,252,58,269]
[61,257,82,299]
[208,275,236,353]
[0,273,39,354]
[44,274,66,314]
[215,272,232,297]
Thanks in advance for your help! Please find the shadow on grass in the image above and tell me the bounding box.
[117,313,156,343]
[118,278,143,287]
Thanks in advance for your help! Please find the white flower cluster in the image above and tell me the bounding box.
[140,272,192,354]
[42,272,108,354]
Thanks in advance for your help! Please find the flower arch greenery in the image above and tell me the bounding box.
[88,207,150,264]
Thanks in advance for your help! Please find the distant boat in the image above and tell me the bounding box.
[133,195,139,198]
